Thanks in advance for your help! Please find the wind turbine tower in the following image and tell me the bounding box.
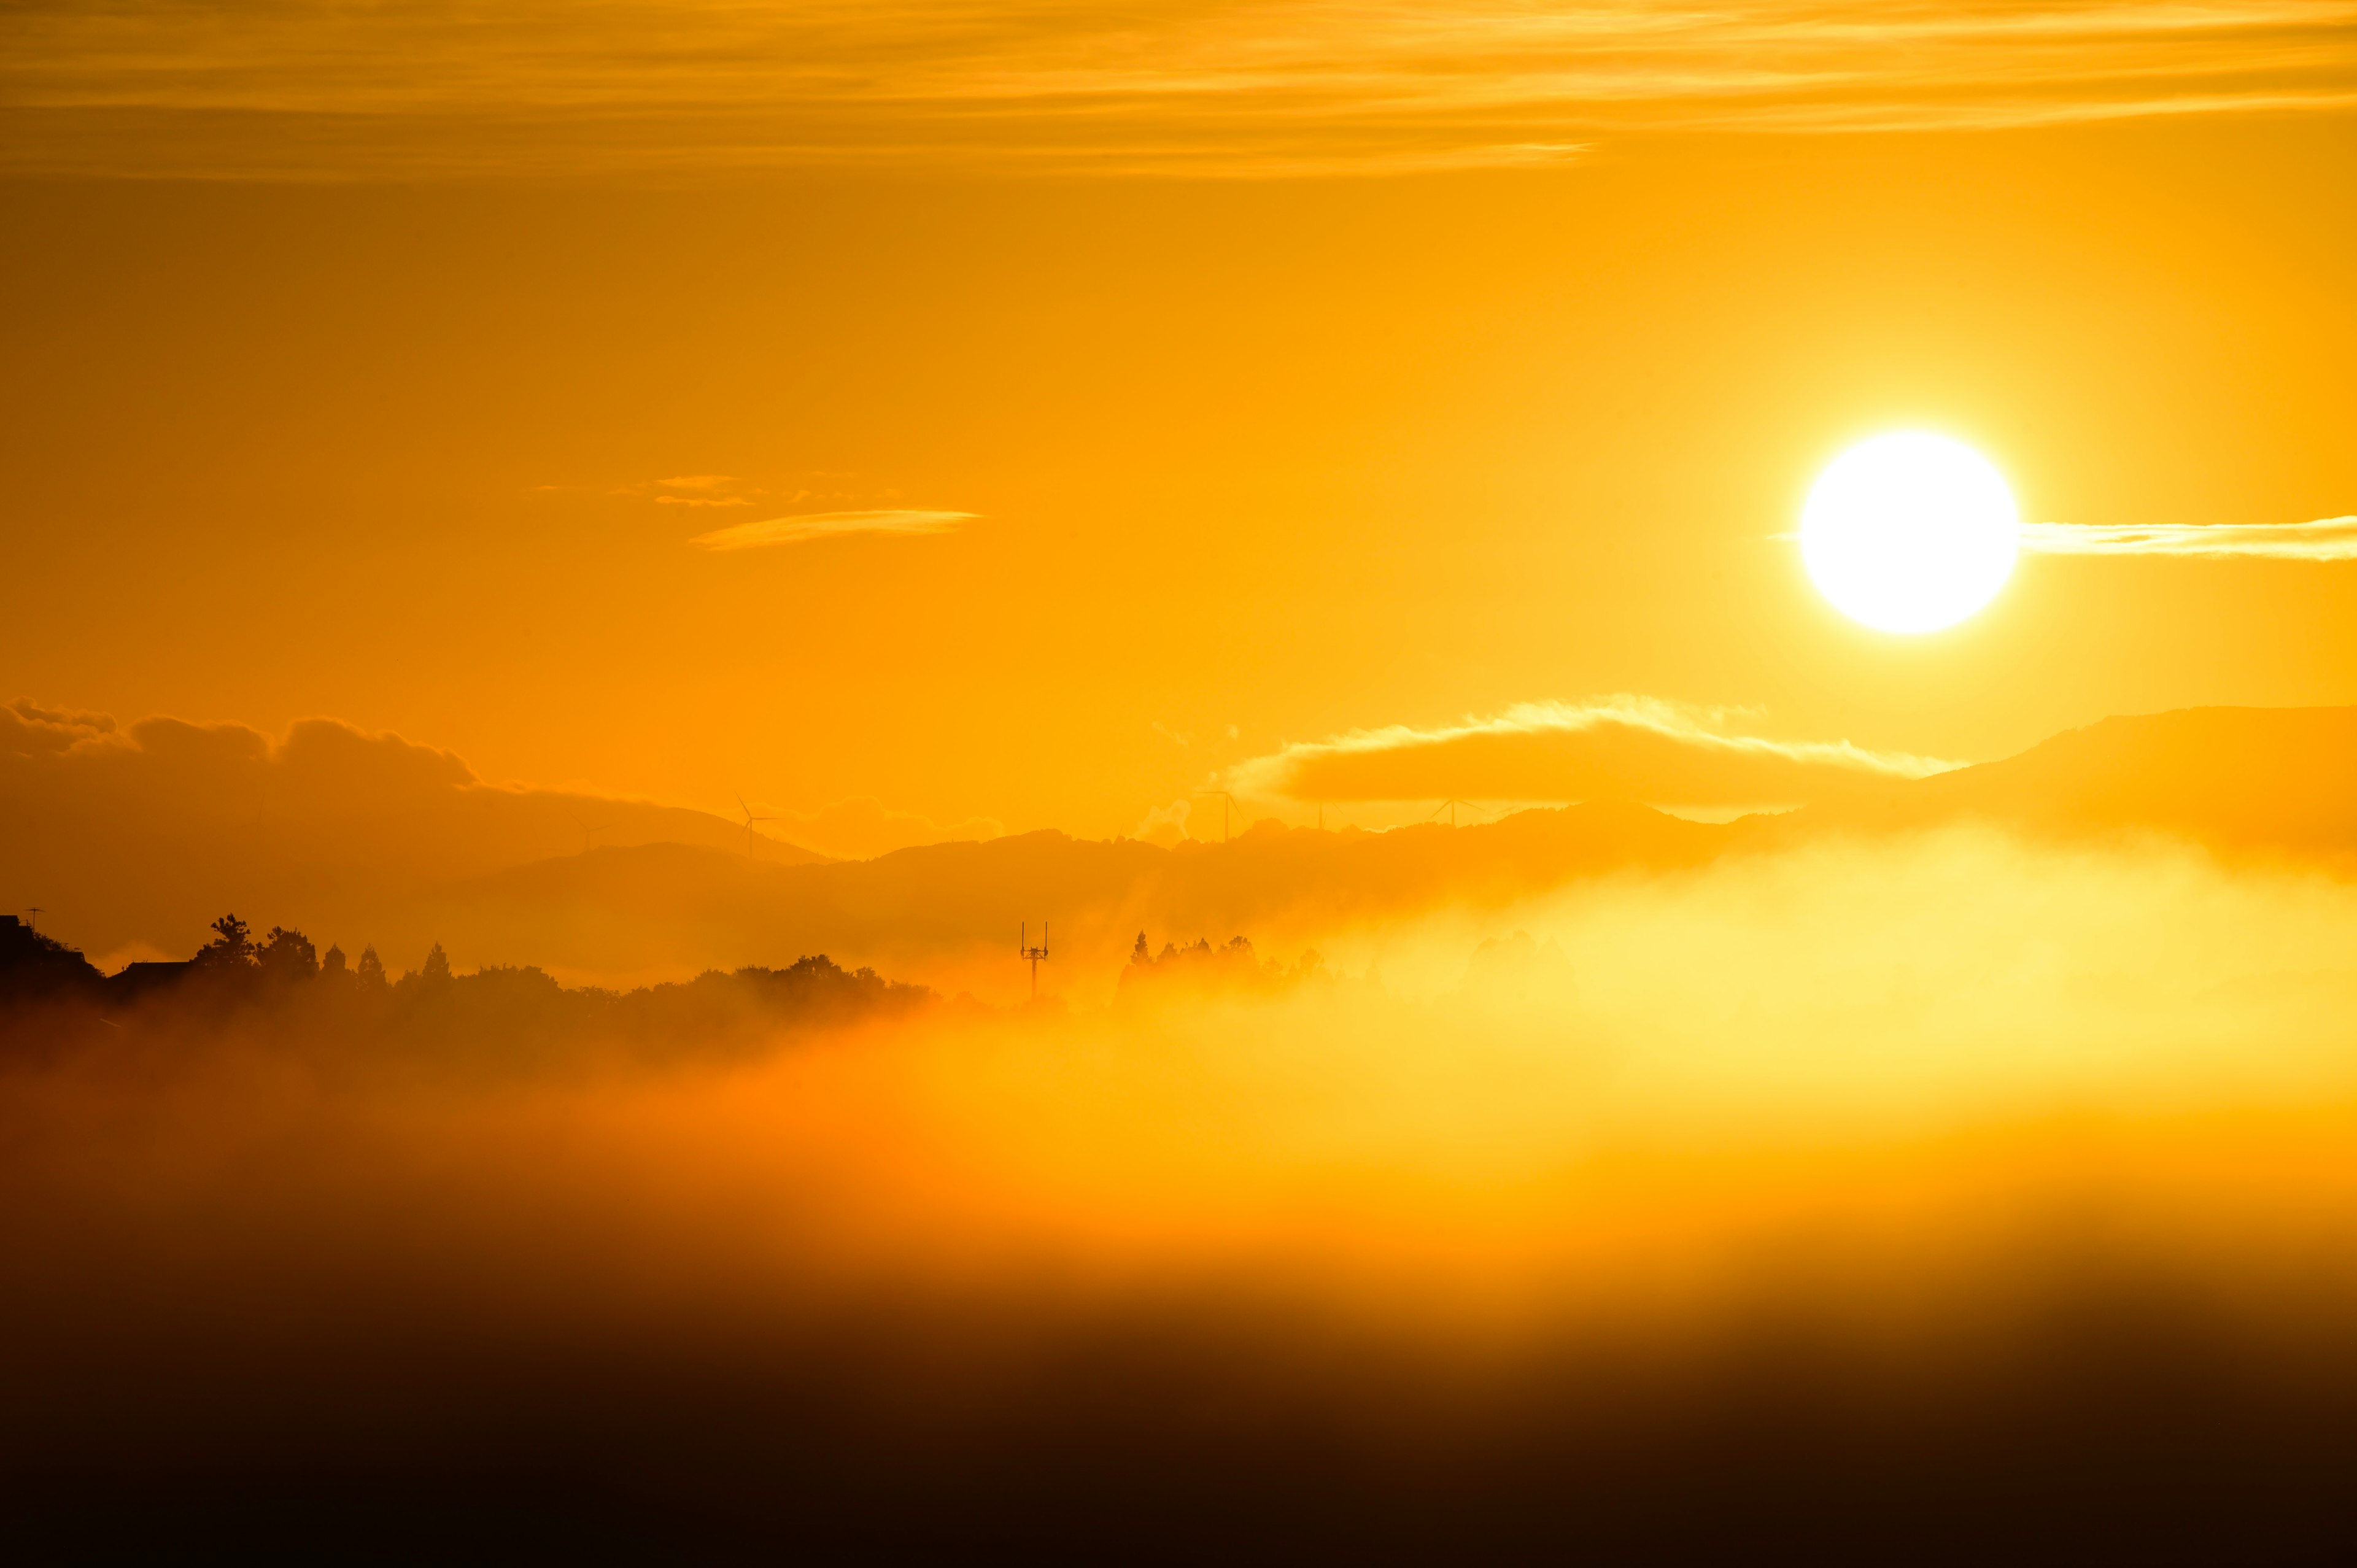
[1193,789,1239,843]
[735,794,780,857]
[572,812,616,855]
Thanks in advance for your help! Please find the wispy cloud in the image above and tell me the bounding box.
[1226,697,1959,809]
[2021,516,2357,560]
[6,1,2351,179]
[691,510,977,552]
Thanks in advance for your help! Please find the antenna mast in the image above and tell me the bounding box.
[1020,921,1050,1002]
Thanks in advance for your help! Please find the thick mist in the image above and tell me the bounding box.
[12,827,2357,1551]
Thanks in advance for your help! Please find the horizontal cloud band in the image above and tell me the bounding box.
[692,511,977,551]
[1226,699,1960,809]
[8,1,2355,179]
[2019,517,2357,560]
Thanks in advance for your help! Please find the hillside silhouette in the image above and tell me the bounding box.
[1784,705,2357,863]
[1,701,826,967]
[397,799,1729,992]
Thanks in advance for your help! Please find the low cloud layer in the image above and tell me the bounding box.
[1226,698,1959,809]
[692,511,976,551]
[2021,515,2357,560]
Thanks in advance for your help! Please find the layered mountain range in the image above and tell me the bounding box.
[12,704,2356,998]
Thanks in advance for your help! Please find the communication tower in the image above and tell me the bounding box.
[1020,921,1050,1001]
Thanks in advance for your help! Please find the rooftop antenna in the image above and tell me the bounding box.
[24,907,42,933]
[735,793,779,857]
[1020,921,1050,1002]
[1193,789,1238,844]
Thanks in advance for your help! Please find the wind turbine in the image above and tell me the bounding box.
[1430,798,1480,828]
[571,811,617,855]
[1193,789,1239,843]
[735,794,780,857]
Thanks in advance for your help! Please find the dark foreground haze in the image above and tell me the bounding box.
[12,828,2357,1558]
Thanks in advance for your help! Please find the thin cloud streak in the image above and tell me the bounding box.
[691,511,977,552]
[4,1,2353,179]
[2021,516,2357,560]
[1227,697,1962,809]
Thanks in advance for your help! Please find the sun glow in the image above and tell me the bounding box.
[1802,433,2019,633]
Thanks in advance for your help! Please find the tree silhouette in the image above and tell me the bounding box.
[356,946,387,989]
[322,944,347,975]
[421,943,452,986]
[196,914,255,968]
[257,926,318,979]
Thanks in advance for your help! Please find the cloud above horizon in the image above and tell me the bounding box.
[6,1,2352,179]
[692,511,977,552]
[1226,698,1960,809]
[2021,516,2357,560]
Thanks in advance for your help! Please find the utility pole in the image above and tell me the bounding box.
[1020,921,1050,1001]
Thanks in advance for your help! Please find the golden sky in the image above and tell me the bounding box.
[3,2,2355,841]
[15,17,2357,1523]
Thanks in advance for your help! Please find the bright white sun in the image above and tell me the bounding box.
[1801,433,2018,633]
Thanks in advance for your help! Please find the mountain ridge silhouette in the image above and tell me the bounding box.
[17,704,2357,993]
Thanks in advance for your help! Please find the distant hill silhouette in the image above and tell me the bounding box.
[393,801,1730,994]
[1783,706,2357,864]
[1,701,827,964]
[17,703,2357,999]
[390,707,2357,995]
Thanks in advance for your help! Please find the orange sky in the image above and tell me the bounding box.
[4,4,2355,841]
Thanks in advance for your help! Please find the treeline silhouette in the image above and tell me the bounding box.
[1115,930,1328,1002]
[0,911,932,1064]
